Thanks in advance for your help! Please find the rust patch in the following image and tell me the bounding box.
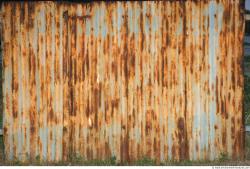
[0,0,245,162]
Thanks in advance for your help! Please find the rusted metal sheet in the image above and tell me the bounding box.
[0,1,245,162]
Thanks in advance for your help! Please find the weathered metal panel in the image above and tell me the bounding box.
[0,1,245,162]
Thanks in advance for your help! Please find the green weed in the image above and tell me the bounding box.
[134,157,156,166]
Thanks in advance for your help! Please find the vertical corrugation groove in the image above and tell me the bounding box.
[62,6,69,161]
[28,2,37,160]
[0,0,245,162]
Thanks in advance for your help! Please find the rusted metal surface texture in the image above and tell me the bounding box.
[0,1,245,162]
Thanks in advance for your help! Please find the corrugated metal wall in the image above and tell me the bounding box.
[0,1,245,162]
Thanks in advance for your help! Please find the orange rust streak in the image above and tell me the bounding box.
[0,0,245,162]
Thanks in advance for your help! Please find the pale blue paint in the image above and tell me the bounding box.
[34,12,39,118]
[128,3,133,33]
[200,4,210,159]
[151,5,158,33]
[39,128,43,158]
[143,3,149,35]
[144,17,150,35]
[93,6,100,37]
[20,116,23,160]
[100,6,107,38]
[209,1,217,160]
[42,127,48,160]
[200,111,208,158]
[6,65,13,160]
[117,3,123,32]
[192,11,199,38]
[192,86,200,160]
[59,126,63,160]
[85,8,91,36]
[51,127,56,161]
[177,18,183,36]
[17,24,23,160]
[134,8,140,35]
[167,110,173,159]
[217,4,224,33]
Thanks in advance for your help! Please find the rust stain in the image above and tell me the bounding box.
[0,0,245,162]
